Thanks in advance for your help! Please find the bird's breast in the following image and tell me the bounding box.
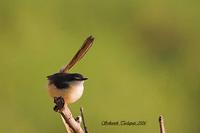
[48,81,84,104]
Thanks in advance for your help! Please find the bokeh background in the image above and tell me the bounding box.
[0,0,200,133]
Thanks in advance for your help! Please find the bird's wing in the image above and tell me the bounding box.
[60,36,94,73]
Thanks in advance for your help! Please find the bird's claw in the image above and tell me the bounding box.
[53,97,65,112]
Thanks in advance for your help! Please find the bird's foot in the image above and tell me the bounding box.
[53,97,65,112]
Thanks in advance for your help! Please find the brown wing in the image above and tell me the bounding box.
[60,36,94,73]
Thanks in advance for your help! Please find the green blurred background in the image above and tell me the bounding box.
[0,0,200,132]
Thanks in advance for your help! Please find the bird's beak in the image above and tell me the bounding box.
[82,77,88,80]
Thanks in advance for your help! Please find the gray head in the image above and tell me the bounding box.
[47,73,88,89]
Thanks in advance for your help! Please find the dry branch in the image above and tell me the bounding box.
[54,97,85,133]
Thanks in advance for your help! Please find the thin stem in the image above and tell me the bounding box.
[159,115,166,133]
[80,107,88,133]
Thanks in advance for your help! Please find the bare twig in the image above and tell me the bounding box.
[159,115,166,133]
[80,107,88,133]
[54,97,84,133]
[60,113,74,133]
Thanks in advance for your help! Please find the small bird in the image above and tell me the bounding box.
[47,36,94,104]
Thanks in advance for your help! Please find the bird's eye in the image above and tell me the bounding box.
[74,77,81,80]
[74,77,78,80]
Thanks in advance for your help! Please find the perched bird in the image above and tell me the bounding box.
[47,36,94,104]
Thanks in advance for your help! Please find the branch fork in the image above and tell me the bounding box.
[54,97,88,133]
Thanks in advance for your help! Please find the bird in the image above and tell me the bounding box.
[47,36,94,104]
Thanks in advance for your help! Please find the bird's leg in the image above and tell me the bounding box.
[54,97,65,112]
